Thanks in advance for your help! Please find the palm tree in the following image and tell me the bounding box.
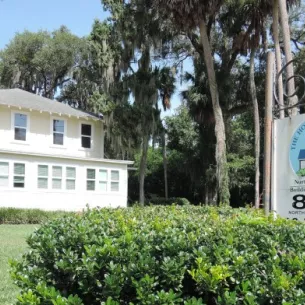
[154,0,230,204]
[278,0,298,115]
[273,0,285,119]
[249,47,261,209]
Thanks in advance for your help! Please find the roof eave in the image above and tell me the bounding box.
[0,103,102,122]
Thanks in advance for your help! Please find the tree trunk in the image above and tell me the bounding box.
[162,130,168,200]
[278,0,297,115]
[199,20,230,205]
[273,0,285,119]
[139,134,149,206]
[250,48,260,209]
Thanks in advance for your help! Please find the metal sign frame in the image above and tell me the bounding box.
[266,52,305,219]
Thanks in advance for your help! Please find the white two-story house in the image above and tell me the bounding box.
[0,89,133,211]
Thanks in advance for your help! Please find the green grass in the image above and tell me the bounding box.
[0,225,37,305]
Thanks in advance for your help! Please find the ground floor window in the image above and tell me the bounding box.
[111,170,120,192]
[37,165,76,190]
[38,165,48,189]
[0,162,9,187]
[66,167,76,190]
[86,168,120,192]
[14,163,25,188]
[98,169,107,191]
[52,166,63,190]
[87,168,96,191]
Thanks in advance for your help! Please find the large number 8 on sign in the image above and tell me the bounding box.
[292,194,305,209]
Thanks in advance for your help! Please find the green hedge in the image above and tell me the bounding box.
[10,206,305,304]
[147,197,190,206]
[0,208,70,224]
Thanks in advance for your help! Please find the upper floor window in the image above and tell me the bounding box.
[53,119,65,145]
[81,124,92,149]
[14,113,27,141]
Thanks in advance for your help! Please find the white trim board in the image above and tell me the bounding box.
[0,149,134,165]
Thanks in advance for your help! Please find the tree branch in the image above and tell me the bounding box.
[225,104,250,117]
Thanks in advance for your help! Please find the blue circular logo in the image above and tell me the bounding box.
[290,122,305,176]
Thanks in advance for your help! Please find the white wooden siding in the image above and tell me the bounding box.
[0,105,104,159]
[0,153,128,211]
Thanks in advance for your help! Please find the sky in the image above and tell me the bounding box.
[0,0,105,49]
[0,0,190,116]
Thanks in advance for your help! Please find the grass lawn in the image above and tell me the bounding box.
[0,225,37,305]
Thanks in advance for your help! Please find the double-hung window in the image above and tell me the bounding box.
[111,170,119,192]
[66,167,76,190]
[38,165,48,189]
[0,162,9,187]
[86,169,96,191]
[53,119,65,145]
[14,113,27,141]
[52,166,62,189]
[81,124,92,149]
[14,163,25,188]
[98,169,107,191]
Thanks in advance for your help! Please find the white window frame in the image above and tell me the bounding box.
[110,170,120,192]
[86,168,96,191]
[66,167,76,191]
[0,162,9,188]
[11,111,30,144]
[50,116,67,148]
[37,164,49,190]
[98,169,108,192]
[13,162,26,189]
[79,122,93,150]
[51,165,63,190]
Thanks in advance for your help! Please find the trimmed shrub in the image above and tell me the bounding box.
[10,206,305,304]
[148,197,190,206]
[0,208,70,224]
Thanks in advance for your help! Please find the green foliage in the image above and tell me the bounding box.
[297,168,305,177]
[0,208,70,224]
[0,27,86,98]
[148,197,190,206]
[128,146,199,202]
[11,206,305,304]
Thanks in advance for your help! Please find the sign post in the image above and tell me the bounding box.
[264,52,274,216]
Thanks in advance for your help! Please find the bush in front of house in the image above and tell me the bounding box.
[10,206,305,304]
[148,197,190,206]
[0,208,71,224]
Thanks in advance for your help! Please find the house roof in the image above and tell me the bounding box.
[0,88,101,120]
[298,149,305,160]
